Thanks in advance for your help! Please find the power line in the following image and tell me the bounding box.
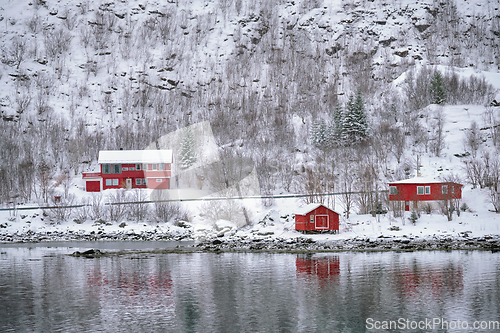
[0,190,389,212]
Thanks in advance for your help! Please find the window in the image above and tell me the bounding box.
[105,179,112,186]
[160,163,165,170]
[310,215,314,223]
[153,164,158,171]
[144,178,147,185]
[113,164,121,174]
[135,179,141,185]
[103,164,111,174]
[112,179,119,186]
[122,167,129,171]
[390,186,398,195]
[451,186,455,193]
[425,186,431,194]
[442,185,448,194]
[129,167,135,171]
[136,164,141,171]
[417,186,424,195]
[156,178,162,182]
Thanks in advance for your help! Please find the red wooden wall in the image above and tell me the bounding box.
[389,182,462,202]
[295,205,339,232]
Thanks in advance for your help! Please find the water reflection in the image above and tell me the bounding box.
[0,248,499,332]
[296,254,340,281]
[398,262,463,300]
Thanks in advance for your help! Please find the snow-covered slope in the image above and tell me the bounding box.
[0,0,500,240]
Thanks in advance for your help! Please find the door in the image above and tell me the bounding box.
[126,178,132,189]
[86,180,101,192]
[315,215,329,229]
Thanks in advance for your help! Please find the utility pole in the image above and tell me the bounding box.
[416,154,421,177]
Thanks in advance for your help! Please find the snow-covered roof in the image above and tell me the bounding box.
[98,150,173,164]
[389,176,461,185]
[295,203,339,215]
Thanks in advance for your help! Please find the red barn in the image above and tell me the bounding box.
[295,203,340,233]
[388,177,462,211]
[82,150,173,192]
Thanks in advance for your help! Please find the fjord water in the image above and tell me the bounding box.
[1,245,499,332]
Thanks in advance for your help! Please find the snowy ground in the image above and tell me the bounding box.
[1,184,500,250]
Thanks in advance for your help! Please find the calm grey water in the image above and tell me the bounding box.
[1,243,499,333]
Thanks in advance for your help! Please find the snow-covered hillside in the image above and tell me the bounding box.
[0,0,500,240]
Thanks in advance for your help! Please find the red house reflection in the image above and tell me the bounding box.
[296,255,340,280]
[399,264,463,299]
[86,266,173,303]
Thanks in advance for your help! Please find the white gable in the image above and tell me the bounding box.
[98,150,173,164]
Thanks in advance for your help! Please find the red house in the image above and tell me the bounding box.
[388,177,462,211]
[295,203,340,233]
[82,150,173,192]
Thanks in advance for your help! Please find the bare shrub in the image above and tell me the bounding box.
[1,36,27,69]
[106,190,129,223]
[43,28,72,60]
[463,120,482,157]
[200,199,245,226]
[74,197,91,223]
[151,190,188,223]
[490,191,500,213]
[89,193,104,220]
[127,189,149,221]
[45,193,75,223]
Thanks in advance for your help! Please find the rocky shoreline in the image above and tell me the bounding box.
[2,231,500,253]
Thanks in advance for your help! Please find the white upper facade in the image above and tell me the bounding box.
[98,150,173,164]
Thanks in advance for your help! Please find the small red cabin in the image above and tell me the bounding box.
[82,150,173,192]
[388,177,462,211]
[295,203,340,233]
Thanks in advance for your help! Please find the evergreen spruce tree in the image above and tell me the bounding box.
[429,71,447,105]
[310,119,328,150]
[332,103,344,143]
[179,124,196,169]
[342,90,369,145]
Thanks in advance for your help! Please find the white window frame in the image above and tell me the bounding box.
[390,186,398,195]
[135,178,141,185]
[113,164,121,174]
[105,179,112,186]
[442,185,448,194]
[417,186,424,195]
[103,164,111,174]
[425,186,431,195]
[315,215,329,230]
[112,179,119,186]
[152,164,158,171]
